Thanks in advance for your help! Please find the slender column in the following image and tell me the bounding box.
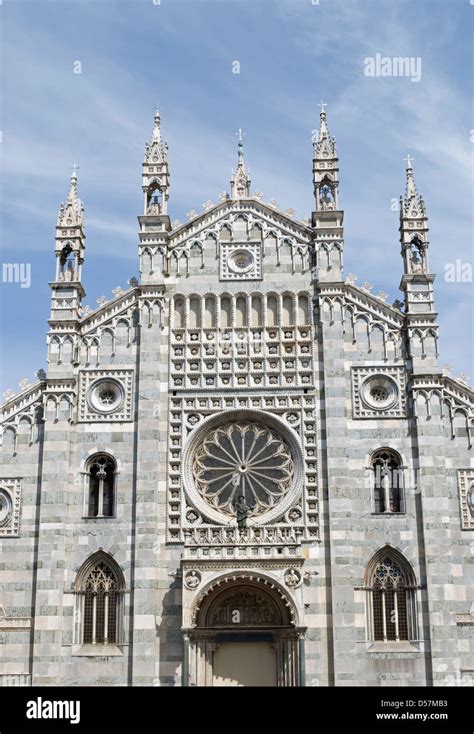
[104,593,109,643]
[298,636,306,687]
[381,589,387,642]
[92,593,97,644]
[182,634,189,687]
[97,476,104,516]
[393,588,400,642]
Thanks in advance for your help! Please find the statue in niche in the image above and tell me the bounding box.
[59,244,74,281]
[64,260,75,281]
[409,240,425,274]
[234,494,252,531]
[147,193,161,215]
[319,184,335,211]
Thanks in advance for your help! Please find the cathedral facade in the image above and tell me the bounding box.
[1,107,473,687]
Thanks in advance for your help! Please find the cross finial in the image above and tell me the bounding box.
[236,128,246,143]
[404,154,414,168]
[71,162,79,178]
[318,100,327,114]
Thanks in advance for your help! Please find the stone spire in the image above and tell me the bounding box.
[57,164,84,228]
[48,167,86,365]
[142,107,170,215]
[398,156,438,371]
[311,103,344,282]
[52,166,86,290]
[312,101,339,212]
[138,109,172,282]
[399,155,431,278]
[230,128,251,199]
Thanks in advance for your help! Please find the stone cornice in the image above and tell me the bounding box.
[1,381,44,421]
[79,288,139,335]
[410,373,473,411]
[316,282,404,329]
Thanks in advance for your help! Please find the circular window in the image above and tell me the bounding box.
[467,483,474,514]
[0,488,12,526]
[183,410,303,525]
[227,249,254,274]
[87,378,125,414]
[360,375,399,411]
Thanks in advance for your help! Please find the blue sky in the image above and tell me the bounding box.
[0,0,472,393]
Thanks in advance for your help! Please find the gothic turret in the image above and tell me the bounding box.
[311,102,344,281]
[138,109,171,282]
[399,156,439,370]
[142,108,170,216]
[230,129,251,199]
[49,165,85,322]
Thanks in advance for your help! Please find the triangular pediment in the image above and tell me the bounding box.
[169,198,312,250]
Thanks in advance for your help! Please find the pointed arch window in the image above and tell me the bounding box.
[365,548,418,643]
[371,449,404,513]
[85,454,116,518]
[74,554,125,646]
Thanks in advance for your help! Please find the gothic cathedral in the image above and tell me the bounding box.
[1,107,473,687]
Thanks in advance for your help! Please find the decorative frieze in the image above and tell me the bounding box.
[458,469,474,530]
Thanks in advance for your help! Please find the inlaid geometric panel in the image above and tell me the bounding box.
[458,469,474,530]
[170,326,314,391]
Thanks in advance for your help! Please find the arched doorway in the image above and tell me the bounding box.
[183,576,305,687]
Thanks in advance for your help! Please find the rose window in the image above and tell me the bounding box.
[87,378,124,414]
[0,488,13,526]
[193,422,294,517]
[360,374,399,411]
[370,386,388,403]
[99,390,116,406]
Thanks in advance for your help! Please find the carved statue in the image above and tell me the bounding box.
[410,249,423,273]
[319,185,335,211]
[185,570,201,589]
[235,494,252,531]
[284,569,300,587]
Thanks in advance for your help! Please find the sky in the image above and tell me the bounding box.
[0,0,472,394]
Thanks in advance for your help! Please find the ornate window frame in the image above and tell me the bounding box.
[82,453,118,519]
[0,479,22,537]
[182,409,304,527]
[352,366,406,419]
[78,369,134,422]
[219,242,262,281]
[362,547,419,645]
[369,448,405,514]
[72,552,126,651]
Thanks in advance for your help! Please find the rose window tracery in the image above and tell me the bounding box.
[193,421,294,517]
